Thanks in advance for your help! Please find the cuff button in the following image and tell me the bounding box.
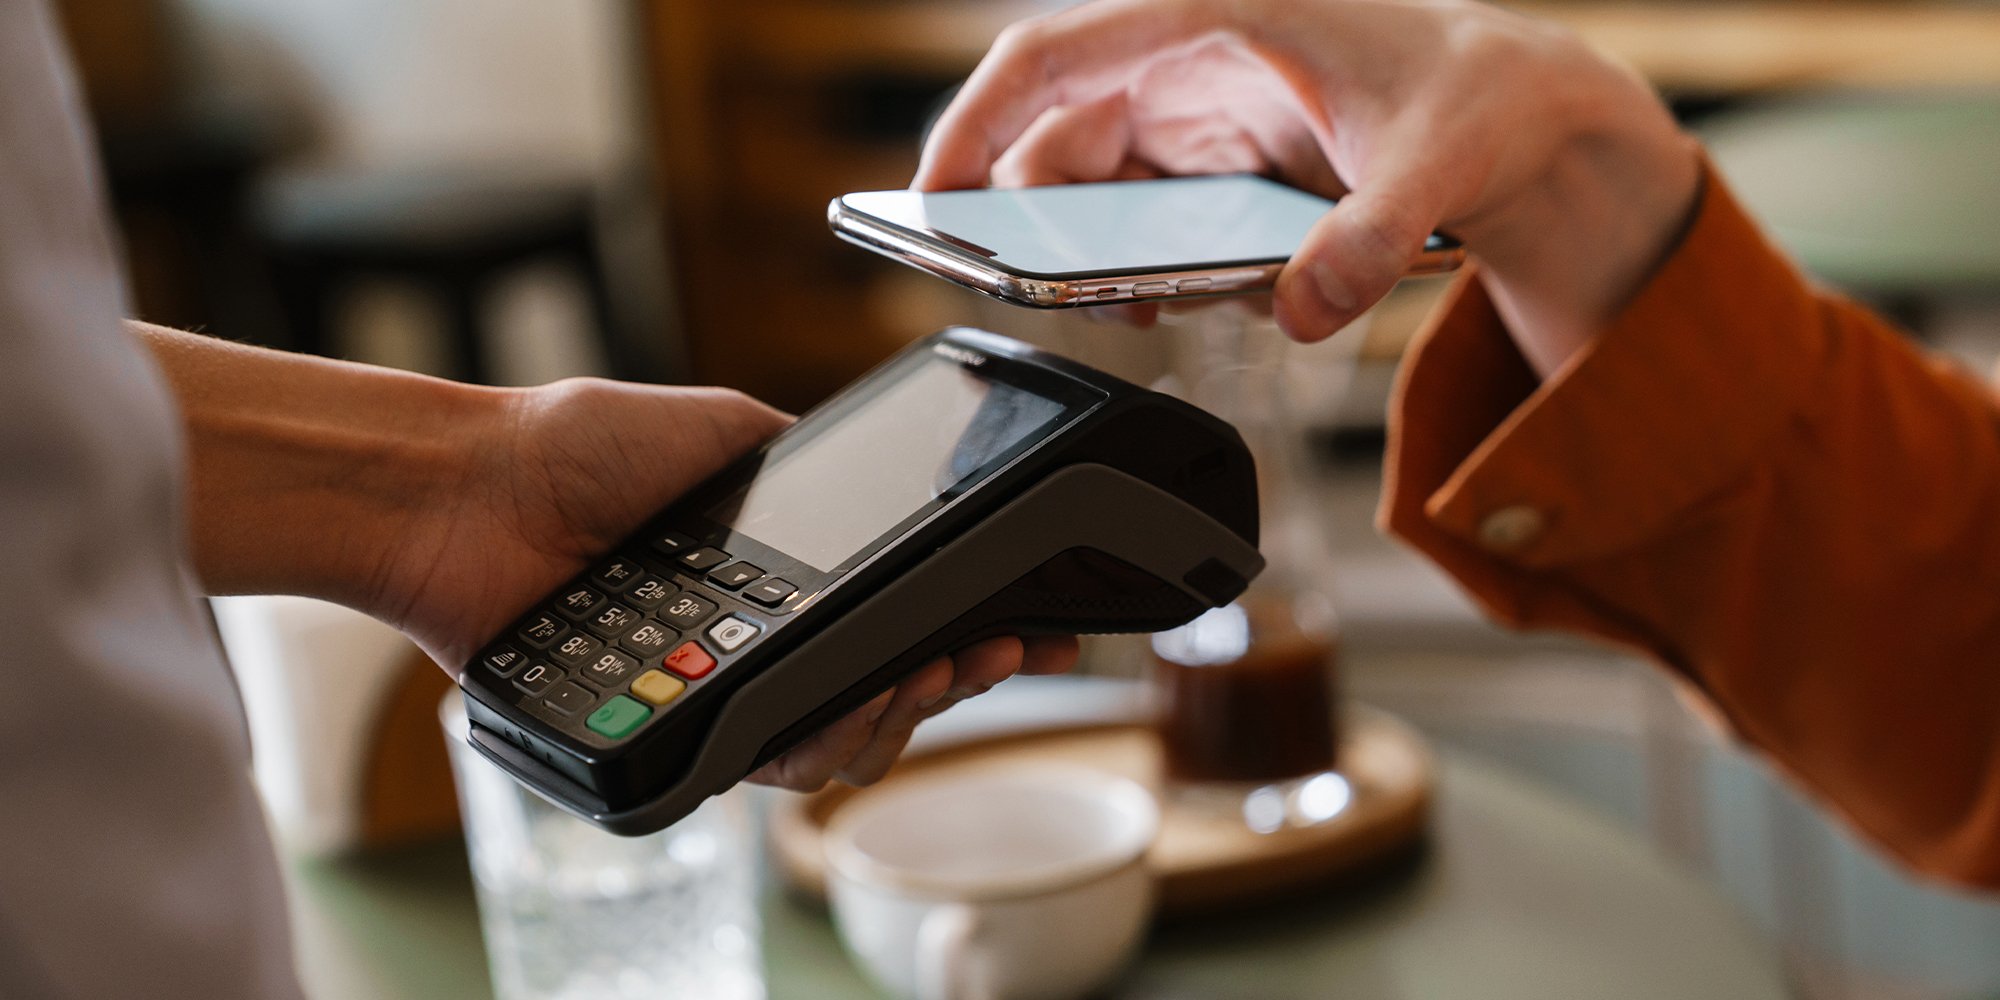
[1478,505,1546,552]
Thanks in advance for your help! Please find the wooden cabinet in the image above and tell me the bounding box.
[636,1,1052,410]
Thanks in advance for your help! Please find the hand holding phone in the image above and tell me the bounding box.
[829,174,1462,309]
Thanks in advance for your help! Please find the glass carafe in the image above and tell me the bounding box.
[1147,305,1349,834]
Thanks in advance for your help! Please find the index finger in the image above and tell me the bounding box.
[913,0,1229,191]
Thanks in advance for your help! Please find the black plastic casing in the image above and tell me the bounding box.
[459,328,1263,834]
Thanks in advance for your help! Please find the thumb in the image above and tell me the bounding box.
[1273,173,1443,342]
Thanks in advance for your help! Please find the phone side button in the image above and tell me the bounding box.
[1133,281,1171,297]
[1093,285,1121,299]
[1176,277,1212,293]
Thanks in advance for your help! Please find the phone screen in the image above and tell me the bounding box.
[843,175,1370,279]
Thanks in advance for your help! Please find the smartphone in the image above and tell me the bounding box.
[829,174,1464,308]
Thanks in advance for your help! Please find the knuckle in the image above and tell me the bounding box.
[991,16,1050,64]
[1349,195,1425,264]
[529,375,618,417]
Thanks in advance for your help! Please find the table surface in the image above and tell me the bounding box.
[288,679,1790,1000]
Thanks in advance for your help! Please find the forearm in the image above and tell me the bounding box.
[1384,171,2000,886]
[136,322,505,605]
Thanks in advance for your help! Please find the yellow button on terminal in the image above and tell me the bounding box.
[631,669,687,706]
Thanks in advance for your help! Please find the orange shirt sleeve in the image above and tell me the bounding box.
[1382,157,2000,888]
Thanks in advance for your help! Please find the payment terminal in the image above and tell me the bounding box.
[459,327,1264,834]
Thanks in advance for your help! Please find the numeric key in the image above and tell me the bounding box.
[518,614,565,649]
[625,575,675,611]
[513,662,563,696]
[619,619,678,658]
[658,592,717,630]
[578,650,640,689]
[583,603,640,639]
[591,557,645,592]
[551,632,605,667]
[554,586,606,619]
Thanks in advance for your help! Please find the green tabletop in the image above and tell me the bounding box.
[289,695,1789,999]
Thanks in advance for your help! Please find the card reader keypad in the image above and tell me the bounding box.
[591,558,643,592]
[555,587,606,619]
[550,632,605,667]
[620,620,677,657]
[707,615,759,653]
[658,592,717,630]
[519,614,564,648]
[476,538,797,748]
[677,547,729,571]
[707,562,763,590]
[583,603,640,638]
[514,662,562,695]
[481,646,526,678]
[579,649,639,688]
[626,575,675,611]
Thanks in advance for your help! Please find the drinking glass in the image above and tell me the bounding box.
[441,697,764,1000]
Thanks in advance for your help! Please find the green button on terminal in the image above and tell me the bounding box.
[586,694,651,740]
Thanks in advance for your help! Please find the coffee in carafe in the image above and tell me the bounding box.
[1152,596,1339,785]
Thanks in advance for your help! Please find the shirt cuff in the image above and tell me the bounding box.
[1382,158,1826,612]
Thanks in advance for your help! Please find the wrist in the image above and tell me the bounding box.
[1463,50,1703,378]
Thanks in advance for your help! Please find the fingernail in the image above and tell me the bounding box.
[864,692,894,726]
[918,691,947,710]
[946,686,979,702]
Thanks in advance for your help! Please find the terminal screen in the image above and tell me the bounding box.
[708,352,1072,572]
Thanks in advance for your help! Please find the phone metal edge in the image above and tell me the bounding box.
[828,195,1467,310]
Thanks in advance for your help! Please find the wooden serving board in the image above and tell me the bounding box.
[768,705,1434,916]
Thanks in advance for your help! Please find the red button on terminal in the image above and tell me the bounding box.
[663,642,717,680]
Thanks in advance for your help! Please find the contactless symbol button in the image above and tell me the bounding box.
[542,681,595,716]
[550,632,604,667]
[625,576,675,611]
[481,645,527,678]
[513,662,563,696]
[743,578,796,608]
[708,562,763,590]
[630,669,686,706]
[591,558,643,592]
[587,695,652,740]
[658,591,717,630]
[583,603,639,639]
[649,531,696,557]
[677,547,729,571]
[518,614,564,649]
[555,587,606,619]
[707,615,760,653]
[663,642,717,680]
[620,620,678,657]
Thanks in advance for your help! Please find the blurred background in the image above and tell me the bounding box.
[52,0,2000,997]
